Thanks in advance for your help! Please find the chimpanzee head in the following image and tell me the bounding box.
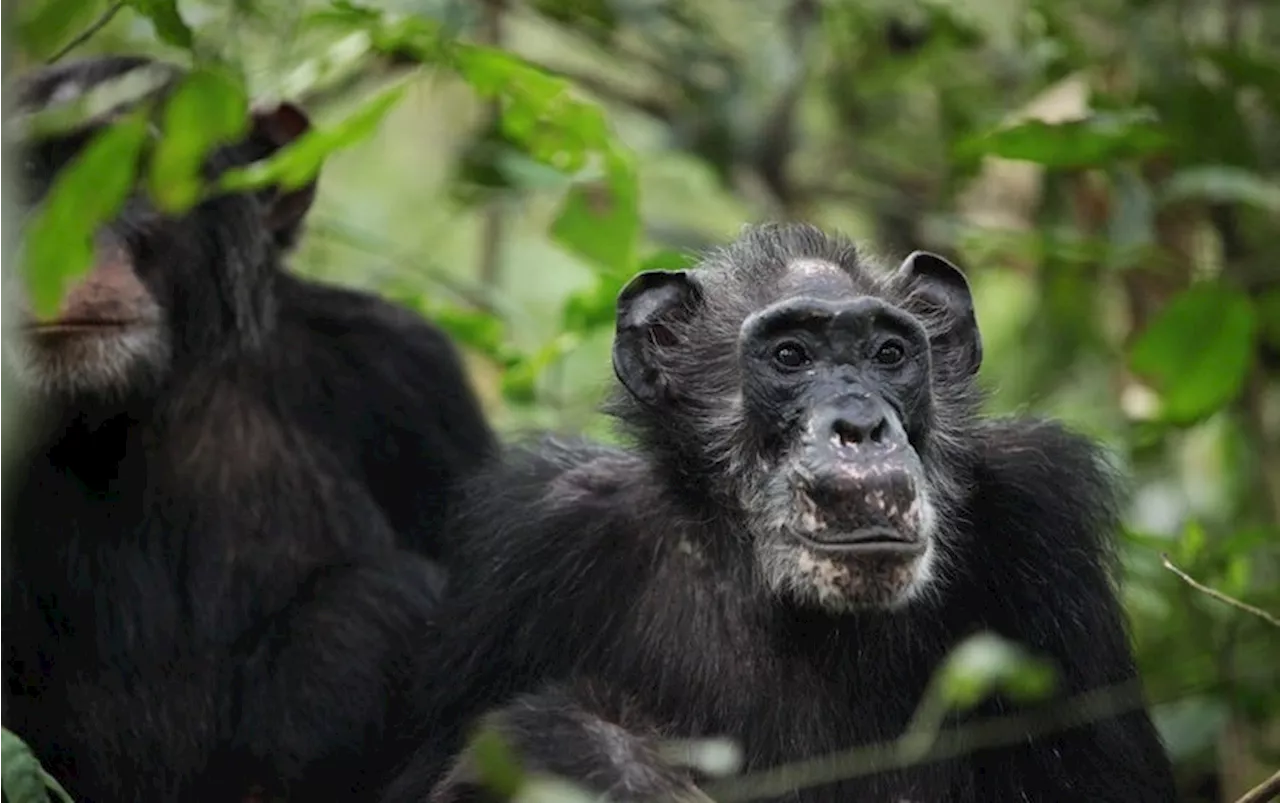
[5,55,318,404]
[611,223,983,612]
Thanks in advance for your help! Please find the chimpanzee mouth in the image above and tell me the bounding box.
[27,318,140,330]
[24,319,145,338]
[793,529,925,555]
[791,465,925,546]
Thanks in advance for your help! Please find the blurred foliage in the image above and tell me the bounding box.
[6,0,1280,800]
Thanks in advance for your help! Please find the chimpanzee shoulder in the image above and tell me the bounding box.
[274,274,496,550]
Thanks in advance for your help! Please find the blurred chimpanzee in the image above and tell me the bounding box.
[2,55,489,802]
[381,223,1177,803]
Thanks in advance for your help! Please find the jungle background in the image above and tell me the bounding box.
[2,0,1278,801]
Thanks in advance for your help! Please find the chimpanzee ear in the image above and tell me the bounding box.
[612,269,704,407]
[248,102,316,237]
[895,250,983,377]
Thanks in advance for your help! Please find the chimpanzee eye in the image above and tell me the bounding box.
[874,340,906,367]
[773,341,810,369]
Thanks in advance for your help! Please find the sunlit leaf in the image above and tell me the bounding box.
[1161,166,1280,213]
[124,0,193,48]
[955,110,1170,168]
[659,737,743,778]
[219,83,407,193]
[21,114,150,318]
[550,149,639,274]
[468,728,525,799]
[517,778,601,803]
[148,67,249,212]
[16,0,103,60]
[1129,283,1258,425]
[934,632,1057,711]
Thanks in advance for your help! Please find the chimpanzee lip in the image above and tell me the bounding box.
[25,319,142,333]
[793,528,925,555]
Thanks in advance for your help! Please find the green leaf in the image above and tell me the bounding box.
[468,728,525,799]
[453,44,613,173]
[550,149,639,274]
[148,67,249,213]
[955,110,1170,169]
[1129,283,1258,425]
[21,114,150,318]
[1161,166,1280,213]
[934,632,1057,711]
[16,0,103,60]
[3,729,74,803]
[123,0,193,49]
[220,82,407,193]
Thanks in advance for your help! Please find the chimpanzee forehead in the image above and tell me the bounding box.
[775,258,862,299]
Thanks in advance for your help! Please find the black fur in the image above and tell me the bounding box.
[2,55,490,802]
[383,224,1175,802]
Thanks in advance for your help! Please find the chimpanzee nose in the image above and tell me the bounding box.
[828,410,891,448]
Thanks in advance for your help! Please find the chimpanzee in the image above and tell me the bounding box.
[1,55,488,802]
[380,223,1177,803]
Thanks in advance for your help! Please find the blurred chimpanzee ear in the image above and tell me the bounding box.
[613,269,704,407]
[248,102,316,238]
[895,251,982,377]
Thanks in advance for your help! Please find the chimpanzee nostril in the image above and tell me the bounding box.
[829,413,890,448]
[870,417,889,444]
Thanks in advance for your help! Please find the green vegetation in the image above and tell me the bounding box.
[4,0,1279,800]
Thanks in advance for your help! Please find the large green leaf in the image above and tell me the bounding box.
[549,148,639,274]
[1161,166,1280,213]
[2,729,75,803]
[955,110,1170,169]
[21,114,151,318]
[1129,283,1258,425]
[219,83,407,193]
[148,67,249,213]
[123,0,193,49]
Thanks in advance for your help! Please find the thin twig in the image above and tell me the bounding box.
[1161,553,1280,629]
[48,2,126,63]
[1233,768,1280,803]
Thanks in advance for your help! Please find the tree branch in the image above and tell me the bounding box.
[1161,553,1280,628]
[49,2,125,63]
[1233,769,1280,803]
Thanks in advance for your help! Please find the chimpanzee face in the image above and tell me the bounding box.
[611,225,982,613]
[5,56,315,405]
